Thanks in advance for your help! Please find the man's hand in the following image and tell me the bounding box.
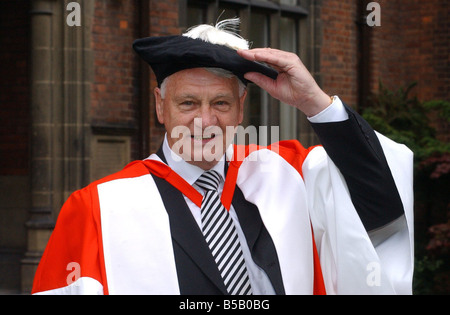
[237,48,331,117]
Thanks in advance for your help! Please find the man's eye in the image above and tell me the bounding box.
[215,101,229,106]
[181,101,194,106]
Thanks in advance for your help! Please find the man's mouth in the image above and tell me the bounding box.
[191,134,216,142]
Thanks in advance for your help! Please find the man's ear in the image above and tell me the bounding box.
[238,89,247,125]
[154,87,164,124]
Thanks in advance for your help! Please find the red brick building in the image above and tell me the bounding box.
[0,0,448,293]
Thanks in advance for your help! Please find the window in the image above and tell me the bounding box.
[183,0,316,145]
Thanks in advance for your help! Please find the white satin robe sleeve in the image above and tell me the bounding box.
[304,133,414,295]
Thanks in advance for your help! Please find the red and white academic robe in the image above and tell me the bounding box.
[31,130,413,295]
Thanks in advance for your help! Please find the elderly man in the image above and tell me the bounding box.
[32,20,414,295]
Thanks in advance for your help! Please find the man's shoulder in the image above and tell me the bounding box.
[232,140,323,177]
[234,140,321,163]
[73,160,152,197]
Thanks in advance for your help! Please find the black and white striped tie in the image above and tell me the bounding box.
[196,170,252,295]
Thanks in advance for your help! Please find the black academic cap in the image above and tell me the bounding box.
[132,35,278,87]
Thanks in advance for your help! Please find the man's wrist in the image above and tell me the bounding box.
[303,91,334,117]
[307,96,349,123]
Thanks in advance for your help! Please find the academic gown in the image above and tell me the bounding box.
[31,104,414,295]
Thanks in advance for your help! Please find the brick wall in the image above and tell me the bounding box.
[371,0,449,102]
[90,0,182,157]
[148,0,182,154]
[0,0,30,175]
[366,0,402,94]
[370,0,449,141]
[319,0,449,107]
[91,0,141,156]
[403,0,449,101]
[319,0,359,107]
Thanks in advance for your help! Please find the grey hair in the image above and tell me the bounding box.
[160,67,246,99]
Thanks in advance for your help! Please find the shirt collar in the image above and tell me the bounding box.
[162,134,225,185]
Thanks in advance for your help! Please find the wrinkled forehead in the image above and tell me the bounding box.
[161,68,244,98]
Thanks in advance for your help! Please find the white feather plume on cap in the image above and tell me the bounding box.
[182,18,250,51]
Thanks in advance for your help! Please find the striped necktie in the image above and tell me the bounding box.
[196,170,252,295]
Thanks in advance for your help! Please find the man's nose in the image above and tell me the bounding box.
[198,104,218,127]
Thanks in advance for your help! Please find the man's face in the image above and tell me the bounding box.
[154,68,246,170]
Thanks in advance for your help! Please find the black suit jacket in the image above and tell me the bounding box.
[151,104,404,295]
